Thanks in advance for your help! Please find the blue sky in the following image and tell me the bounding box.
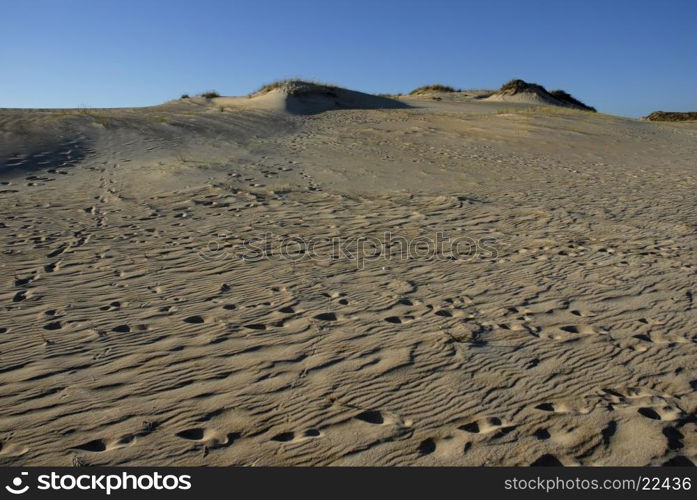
[2,0,695,116]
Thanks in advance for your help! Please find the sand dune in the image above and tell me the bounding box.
[1,82,696,466]
[644,111,697,122]
[214,80,408,115]
[484,79,596,111]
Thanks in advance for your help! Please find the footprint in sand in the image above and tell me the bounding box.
[355,410,385,424]
[71,434,136,453]
[0,441,29,457]
[458,416,514,436]
[313,312,337,321]
[99,301,122,311]
[176,427,241,449]
[531,454,563,466]
[183,315,205,324]
[417,438,436,455]
[270,429,321,443]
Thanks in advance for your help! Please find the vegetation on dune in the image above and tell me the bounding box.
[548,89,596,112]
[498,79,595,112]
[499,79,544,93]
[252,79,295,96]
[250,79,339,97]
[180,93,190,99]
[496,105,592,116]
[199,90,220,99]
[409,84,457,95]
[644,111,697,122]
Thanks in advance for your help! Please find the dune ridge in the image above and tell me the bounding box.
[214,79,408,115]
[644,111,697,122]
[484,79,596,111]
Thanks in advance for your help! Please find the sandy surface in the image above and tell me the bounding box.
[1,88,696,466]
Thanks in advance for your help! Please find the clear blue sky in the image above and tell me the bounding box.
[2,0,695,116]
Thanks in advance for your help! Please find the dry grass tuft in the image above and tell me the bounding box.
[250,79,338,97]
[409,84,457,95]
[497,79,595,112]
[644,111,697,122]
[199,90,220,99]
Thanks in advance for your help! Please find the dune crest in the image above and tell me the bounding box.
[484,79,596,111]
[217,80,408,115]
[643,111,697,121]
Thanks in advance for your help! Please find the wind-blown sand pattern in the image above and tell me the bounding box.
[1,85,696,466]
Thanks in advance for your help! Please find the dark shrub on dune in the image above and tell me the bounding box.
[644,111,697,121]
[497,79,595,111]
[409,84,457,95]
[251,79,339,97]
[548,89,596,112]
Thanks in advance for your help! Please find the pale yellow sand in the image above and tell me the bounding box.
[1,86,696,466]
